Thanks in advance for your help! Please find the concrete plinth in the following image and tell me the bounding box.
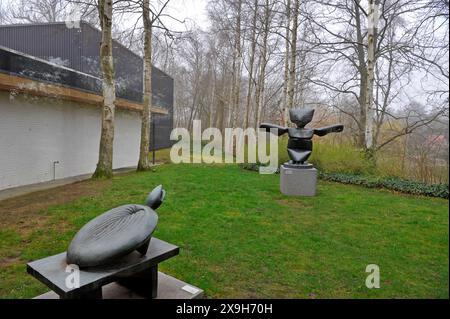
[280,164,317,196]
[34,272,204,299]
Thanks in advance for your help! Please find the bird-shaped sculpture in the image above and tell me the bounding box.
[66,185,166,268]
[260,108,344,167]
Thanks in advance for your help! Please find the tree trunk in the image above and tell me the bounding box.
[354,0,367,149]
[283,0,291,126]
[230,0,242,128]
[209,62,216,127]
[287,0,299,111]
[254,0,270,130]
[137,0,153,171]
[364,0,379,152]
[93,0,115,179]
[245,0,258,129]
[217,98,225,134]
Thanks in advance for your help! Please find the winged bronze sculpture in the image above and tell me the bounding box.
[260,108,344,168]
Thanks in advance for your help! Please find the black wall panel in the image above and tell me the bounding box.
[0,21,173,150]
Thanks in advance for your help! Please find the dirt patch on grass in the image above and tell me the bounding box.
[13,215,50,238]
[0,179,111,232]
[275,198,311,209]
[0,256,22,267]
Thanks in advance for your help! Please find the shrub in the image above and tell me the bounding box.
[267,138,371,174]
[239,162,280,174]
[309,141,372,174]
[239,163,449,199]
[318,171,449,199]
[239,162,260,172]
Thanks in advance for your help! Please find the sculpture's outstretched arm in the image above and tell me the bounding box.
[259,123,288,136]
[313,124,344,137]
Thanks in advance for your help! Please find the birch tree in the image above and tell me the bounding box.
[364,0,380,153]
[254,0,272,130]
[244,0,258,129]
[230,0,243,128]
[3,0,97,24]
[137,0,170,171]
[282,0,291,126]
[137,0,154,171]
[93,0,116,178]
[286,0,299,112]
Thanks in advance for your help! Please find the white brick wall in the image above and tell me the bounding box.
[0,91,141,190]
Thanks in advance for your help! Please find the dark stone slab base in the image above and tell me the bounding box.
[33,272,205,299]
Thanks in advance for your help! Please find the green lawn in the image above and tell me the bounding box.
[0,164,448,298]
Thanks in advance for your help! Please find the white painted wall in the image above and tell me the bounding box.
[0,91,141,190]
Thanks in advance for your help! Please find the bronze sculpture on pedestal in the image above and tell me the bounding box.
[260,108,344,168]
[66,185,166,268]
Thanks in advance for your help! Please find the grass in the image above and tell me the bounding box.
[0,164,448,298]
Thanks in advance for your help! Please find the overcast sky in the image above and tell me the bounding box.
[0,0,210,31]
[113,0,210,33]
[161,0,209,31]
[0,0,446,108]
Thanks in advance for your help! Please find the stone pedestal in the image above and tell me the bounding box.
[27,238,181,299]
[280,164,317,196]
[34,272,205,299]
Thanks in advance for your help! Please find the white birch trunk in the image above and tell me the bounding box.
[283,0,291,126]
[287,0,299,112]
[245,0,258,129]
[93,0,116,178]
[137,0,152,171]
[231,0,242,128]
[364,0,379,151]
[254,0,270,130]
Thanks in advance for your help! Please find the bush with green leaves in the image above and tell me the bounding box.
[267,138,373,175]
[239,163,449,199]
[309,141,373,174]
[318,172,448,199]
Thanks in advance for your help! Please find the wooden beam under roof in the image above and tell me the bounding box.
[0,72,168,115]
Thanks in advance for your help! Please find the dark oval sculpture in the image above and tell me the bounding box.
[66,186,165,268]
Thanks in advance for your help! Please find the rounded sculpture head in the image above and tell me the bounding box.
[145,185,166,210]
[289,108,315,128]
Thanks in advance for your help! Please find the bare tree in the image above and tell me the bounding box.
[301,0,448,155]
[364,0,380,152]
[135,0,171,171]
[286,0,299,113]
[7,0,69,22]
[138,1,156,170]
[253,0,273,130]
[137,0,155,171]
[229,0,243,128]
[0,1,7,24]
[282,0,291,126]
[244,0,258,129]
[2,0,97,24]
[93,0,116,178]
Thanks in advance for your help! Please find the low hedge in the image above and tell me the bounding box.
[239,163,449,199]
[319,172,449,199]
[240,162,280,174]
